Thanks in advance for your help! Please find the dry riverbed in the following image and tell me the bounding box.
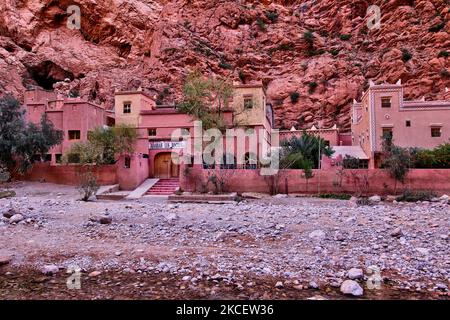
[0,182,448,300]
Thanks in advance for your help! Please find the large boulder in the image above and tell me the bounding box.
[9,213,24,224]
[340,280,364,296]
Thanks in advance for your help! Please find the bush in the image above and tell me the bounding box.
[396,190,436,202]
[290,91,300,103]
[77,170,99,201]
[401,49,412,62]
[356,197,371,206]
[438,50,449,58]
[411,143,450,168]
[303,31,314,45]
[339,34,351,41]
[429,22,444,32]
[264,10,278,23]
[308,82,318,94]
[256,18,266,31]
[318,193,352,200]
[218,60,232,69]
[440,69,450,78]
[342,155,360,169]
[330,49,340,56]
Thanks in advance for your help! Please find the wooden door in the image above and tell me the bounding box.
[154,153,171,178]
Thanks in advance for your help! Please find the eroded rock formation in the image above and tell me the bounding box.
[0,0,449,130]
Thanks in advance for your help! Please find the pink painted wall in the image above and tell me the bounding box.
[19,163,117,185]
[116,153,149,190]
[24,89,108,163]
[181,166,450,195]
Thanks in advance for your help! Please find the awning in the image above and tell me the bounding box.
[331,146,369,160]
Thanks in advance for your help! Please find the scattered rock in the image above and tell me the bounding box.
[369,195,381,202]
[9,214,24,224]
[416,247,430,255]
[390,228,402,237]
[88,270,102,277]
[348,268,364,280]
[41,264,59,275]
[3,208,19,219]
[275,281,284,288]
[0,255,11,266]
[308,229,325,240]
[340,280,364,296]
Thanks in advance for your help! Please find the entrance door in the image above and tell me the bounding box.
[154,153,172,178]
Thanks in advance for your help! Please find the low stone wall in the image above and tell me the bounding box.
[180,166,450,195]
[18,163,117,186]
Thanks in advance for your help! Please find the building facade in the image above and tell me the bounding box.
[352,81,450,168]
[114,83,275,189]
[24,88,114,164]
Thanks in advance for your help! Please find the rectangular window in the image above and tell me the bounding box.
[123,103,131,114]
[148,128,157,136]
[243,95,254,109]
[44,154,52,162]
[68,130,81,140]
[406,120,411,127]
[124,156,131,168]
[381,97,391,108]
[382,127,393,139]
[431,127,441,137]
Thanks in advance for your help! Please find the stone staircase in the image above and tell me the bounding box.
[146,178,179,196]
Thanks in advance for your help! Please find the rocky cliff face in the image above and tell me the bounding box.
[0,0,449,130]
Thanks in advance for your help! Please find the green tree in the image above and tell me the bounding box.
[178,71,234,130]
[281,133,334,169]
[381,134,411,193]
[300,158,314,192]
[0,96,63,176]
[64,124,137,165]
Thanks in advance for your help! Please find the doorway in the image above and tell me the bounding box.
[154,152,179,178]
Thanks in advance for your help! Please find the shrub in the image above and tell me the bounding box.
[339,34,351,41]
[238,71,246,83]
[256,18,266,31]
[265,10,279,23]
[356,197,371,206]
[330,49,340,56]
[290,91,300,103]
[303,31,314,45]
[218,60,232,69]
[318,193,352,200]
[396,190,436,202]
[411,143,450,168]
[438,50,449,58]
[401,49,412,62]
[77,169,99,201]
[342,155,360,169]
[429,22,444,32]
[440,69,450,78]
[308,81,318,94]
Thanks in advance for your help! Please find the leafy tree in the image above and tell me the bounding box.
[281,133,334,169]
[410,143,450,168]
[178,71,234,130]
[381,134,411,193]
[64,124,137,165]
[342,155,360,169]
[0,96,63,176]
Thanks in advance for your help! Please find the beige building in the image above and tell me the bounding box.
[352,80,450,168]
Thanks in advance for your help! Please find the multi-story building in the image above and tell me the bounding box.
[24,88,114,164]
[114,83,275,189]
[352,81,450,168]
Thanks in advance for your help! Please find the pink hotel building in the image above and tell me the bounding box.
[24,80,450,190]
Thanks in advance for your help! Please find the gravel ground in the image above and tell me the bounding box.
[0,182,448,299]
